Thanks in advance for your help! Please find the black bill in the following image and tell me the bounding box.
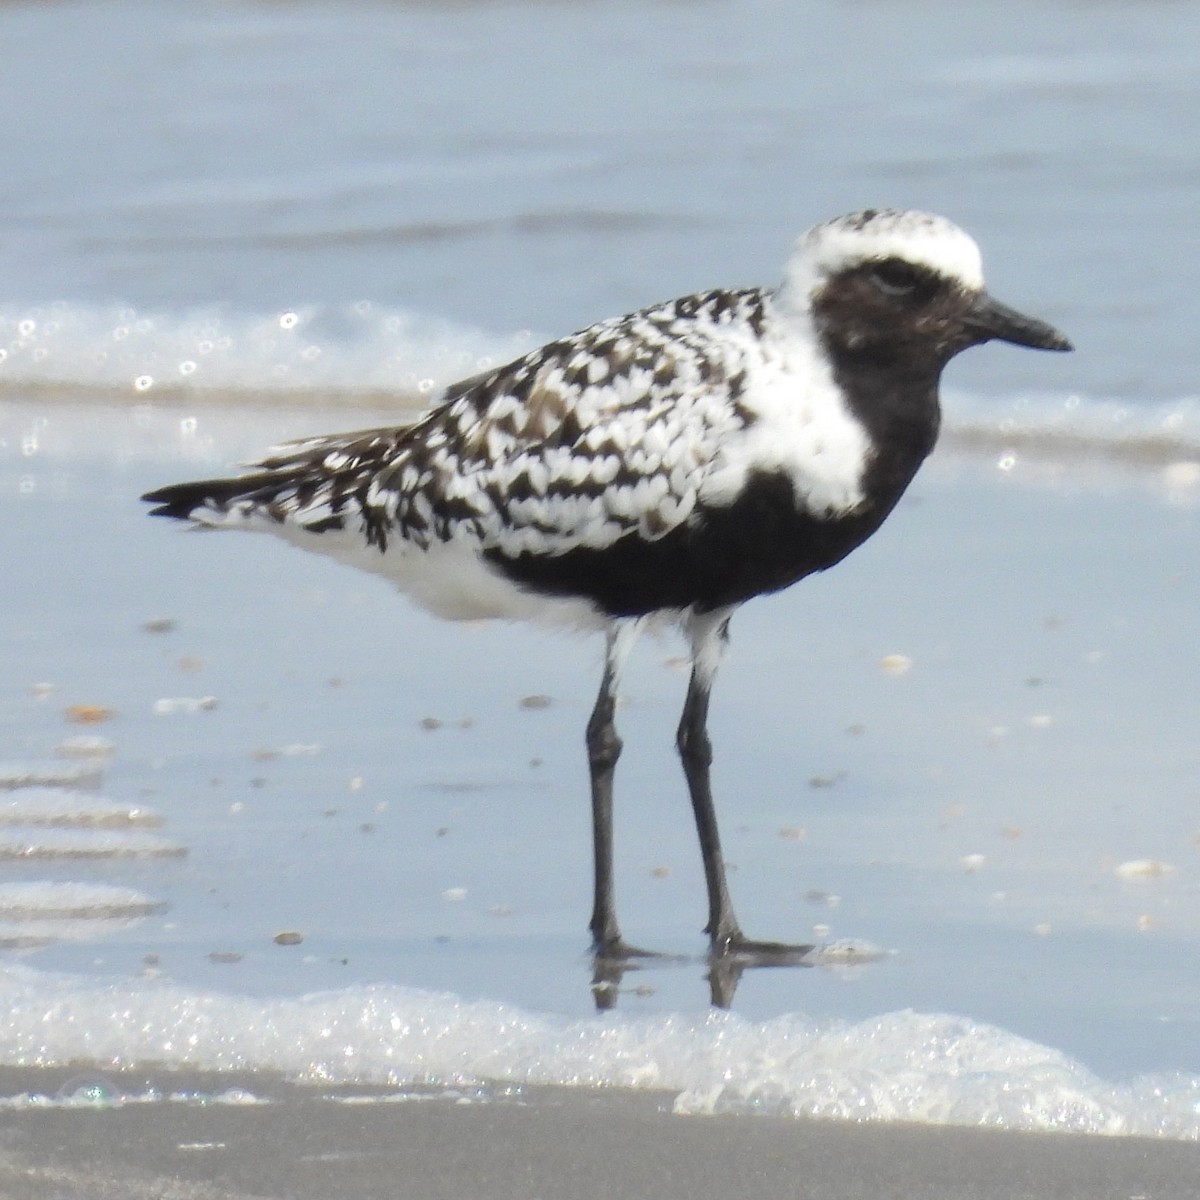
[965,293,1073,352]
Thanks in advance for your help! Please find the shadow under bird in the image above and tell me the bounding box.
[144,208,1072,969]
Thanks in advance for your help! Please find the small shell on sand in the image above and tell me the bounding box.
[152,696,217,716]
[1114,859,1176,879]
[64,705,115,725]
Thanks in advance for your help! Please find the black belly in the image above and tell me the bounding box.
[484,469,903,618]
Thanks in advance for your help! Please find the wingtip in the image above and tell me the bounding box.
[141,483,204,521]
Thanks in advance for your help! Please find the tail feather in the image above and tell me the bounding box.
[142,422,421,527]
[141,472,296,522]
[142,426,387,524]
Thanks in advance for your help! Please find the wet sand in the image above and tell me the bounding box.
[1,1070,1199,1200]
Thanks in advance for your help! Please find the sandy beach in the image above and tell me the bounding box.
[1,1071,1199,1200]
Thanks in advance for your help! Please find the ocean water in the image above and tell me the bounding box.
[2,0,1200,1138]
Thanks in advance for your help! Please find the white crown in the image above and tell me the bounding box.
[782,209,985,305]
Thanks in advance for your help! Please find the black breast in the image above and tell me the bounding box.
[484,467,910,618]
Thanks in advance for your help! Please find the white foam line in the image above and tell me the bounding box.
[0,302,531,403]
[0,831,185,860]
[943,389,1200,464]
[0,917,147,948]
[0,883,165,921]
[0,790,162,830]
[0,1085,266,1110]
[0,765,103,792]
[0,933,52,951]
[0,966,1197,1139]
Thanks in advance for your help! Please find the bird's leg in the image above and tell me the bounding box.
[586,645,622,953]
[679,609,813,964]
[677,608,744,953]
[587,620,645,958]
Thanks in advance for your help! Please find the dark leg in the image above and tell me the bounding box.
[676,609,743,952]
[678,608,813,964]
[587,621,643,956]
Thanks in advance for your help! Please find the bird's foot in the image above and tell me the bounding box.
[705,935,816,1007]
[708,934,815,965]
[591,935,673,962]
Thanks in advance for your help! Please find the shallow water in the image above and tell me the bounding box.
[4,401,1200,1132]
[3,0,1197,400]
[1,0,1199,1136]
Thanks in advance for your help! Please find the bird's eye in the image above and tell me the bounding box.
[868,259,925,298]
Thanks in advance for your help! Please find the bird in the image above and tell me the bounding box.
[143,208,1072,965]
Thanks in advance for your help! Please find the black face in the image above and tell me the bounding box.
[812,256,1071,373]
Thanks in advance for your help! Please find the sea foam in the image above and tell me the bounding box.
[0,301,531,405]
[0,963,1197,1138]
[2,301,1200,471]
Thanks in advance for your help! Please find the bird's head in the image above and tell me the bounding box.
[780,209,1072,369]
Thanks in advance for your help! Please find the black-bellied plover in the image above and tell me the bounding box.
[144,209,1072,963]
